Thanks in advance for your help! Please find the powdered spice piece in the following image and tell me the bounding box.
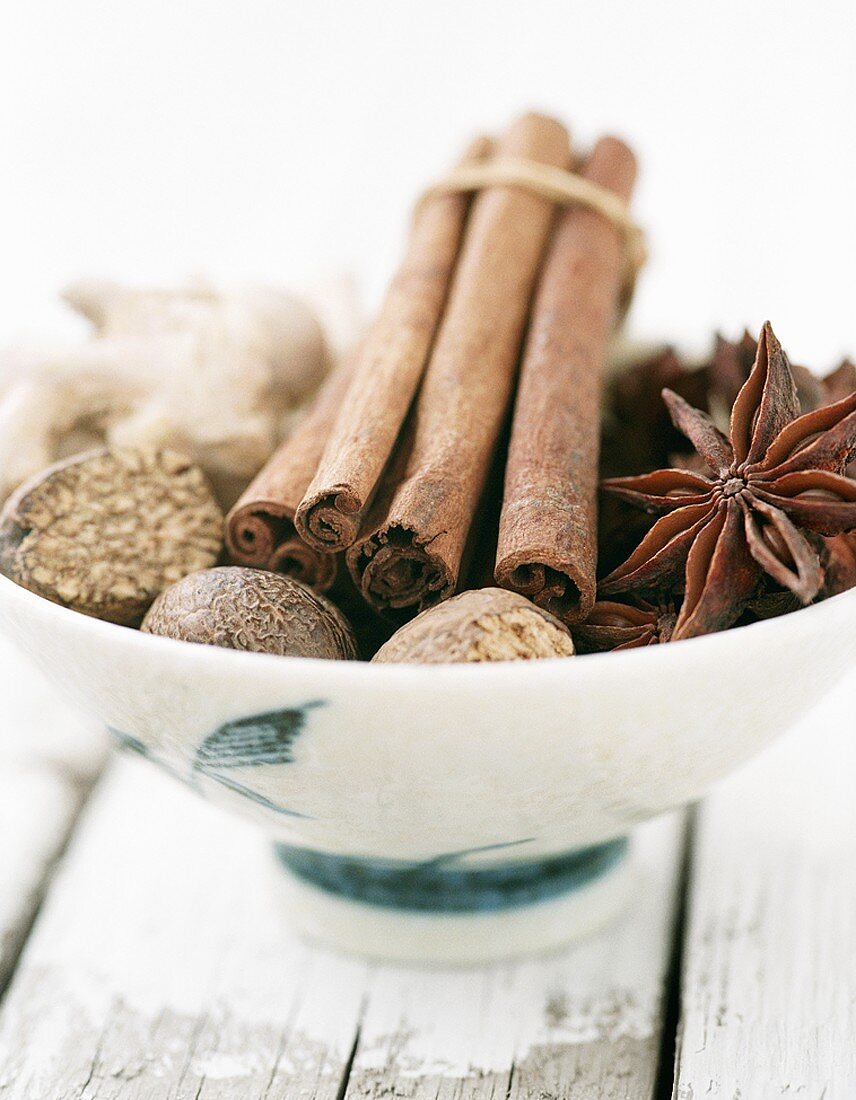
[601,322,856,639]
[142,566,357,659]
[0,448,223,625]
[372,587,574,664]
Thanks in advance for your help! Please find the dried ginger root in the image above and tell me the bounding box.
[0,344,141,502]
[0,279,355,508]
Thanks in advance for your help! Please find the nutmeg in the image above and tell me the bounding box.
[0,448,223,626]
[372,587,575,663]
[141,566,358,660]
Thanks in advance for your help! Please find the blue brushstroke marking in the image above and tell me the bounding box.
[107,727,186,784]
[191,700,325,819]
[205,771,311,818]
[416,838,536,870]
[194,701,324,770]
[109,726,166,770]
[108,698,324,819]
[274,838,629,913]
[108,727,150,758]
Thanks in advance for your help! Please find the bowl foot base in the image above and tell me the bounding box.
[271,838,631,965]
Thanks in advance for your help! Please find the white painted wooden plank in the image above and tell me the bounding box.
[0,749,685,1099]
[346,811,686,1100]
[0,756,368,1099]
[0,763,87,993]
[673,674,856,1100]
[0,636,106,993]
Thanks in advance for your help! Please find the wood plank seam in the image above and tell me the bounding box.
[654,807,696,1100]
[332,1022,364,1100]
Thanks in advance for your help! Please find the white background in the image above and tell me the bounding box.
[1,0,855,368]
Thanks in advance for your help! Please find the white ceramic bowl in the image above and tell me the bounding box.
[1,570,854,963]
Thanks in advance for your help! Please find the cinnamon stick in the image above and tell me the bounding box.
[347,113,572,614]
[295,135,494,552]
[495,136,638,622]
[225,357,354,590]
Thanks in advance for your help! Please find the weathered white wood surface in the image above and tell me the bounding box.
[673,674,856,1100]
[0,753,685,1099]
[347,822,685,1100]
[0,638,105,994]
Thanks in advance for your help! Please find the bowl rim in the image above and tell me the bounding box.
[1,568,854,686]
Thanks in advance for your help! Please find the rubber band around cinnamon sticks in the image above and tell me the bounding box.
[417,154,646,318]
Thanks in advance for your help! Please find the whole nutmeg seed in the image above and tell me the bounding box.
[142,566,358,660]
[372,587,575,664]
[0,447,223,626]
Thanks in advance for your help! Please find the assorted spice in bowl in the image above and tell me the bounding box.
[0,448,223,627]
[2,110,856,663]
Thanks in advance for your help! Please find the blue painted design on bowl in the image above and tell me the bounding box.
[194,700,324,771]
[108,727,151,758]
[108,726,186,784]
[108,704,322,819]
[419,838,537,867]
[274,837,628,912]
[188,700,326,817]
[207,771,312,818]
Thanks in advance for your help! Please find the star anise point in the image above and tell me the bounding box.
[602,323,856,640]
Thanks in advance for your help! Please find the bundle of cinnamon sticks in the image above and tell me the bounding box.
[227,111,638,638]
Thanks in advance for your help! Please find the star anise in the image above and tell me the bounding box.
[600,322,856,640]
[572,598,676,653]
[708,329,827,414]
[820,531,856,598]
[824,359,856,405]
[599,348,708,574]
[602,346,708,477]
[823,360,856,481]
